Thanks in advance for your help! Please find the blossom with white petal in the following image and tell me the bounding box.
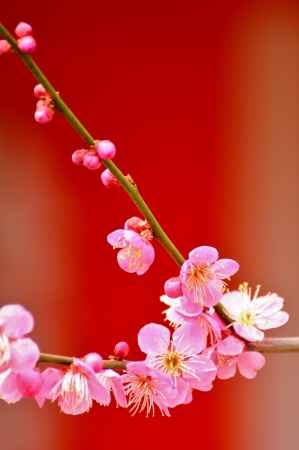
[220,283,289,342]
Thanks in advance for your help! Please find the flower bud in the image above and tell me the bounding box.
[164,277,182,298]
[0,40,11,56]
[114,341,130,359]
[17,36,37,54]
[34,106,54,124]
[100,169,119,188]
[34,83,48,99]
[84,353,103,372]
[15,22,33,38]
[95,140,116,160]
[83,152,101,170]
[72,149,87,166]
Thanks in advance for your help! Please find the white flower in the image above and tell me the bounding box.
[220,283,289,342]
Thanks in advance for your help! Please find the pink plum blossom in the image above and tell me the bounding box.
[107,227,155,275]
[180,246,239,307]
[208,335,265,380]
[0,304,37,373]
[180,246,239,309]
[137,323,217,395]
[39,358,110,414]
[122,361,173,417]
[161,295,224,347]
[220,284,289,342]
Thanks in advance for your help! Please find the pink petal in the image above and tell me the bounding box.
[126,361,152,377]
[107,229,127,248]
[185,355,217,387]
[110,376,127,408]
[10,338,40,370]
[204,280,224,307]
[0,370,22,403]
[35,368,63,407]
[188,246,219,265]
[237,351,265,379]
[16,369,43,397]
[217,358,237,380]
[233,323,264,342]
[255,311,289,330]
[213,259,239,279]
[217,335,244,356]
[173,323,206,354]
[138,323,170,355]
[0,304,34,338]
[220,291,245,319]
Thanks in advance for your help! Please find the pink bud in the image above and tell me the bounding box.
[0,40,11,56]
[95,140,116,160]
[34,106,54,124]
[16,369,43,397]
[164,277,182,298]
[15,22,33,38]
[17,36,37,54]
[100,169,119,188]
[83,152,101,170]
[84,353,103,372]
[124,216,150,233]
[34,83,48,99]
[114,341,130,359]
[72,149,87,166]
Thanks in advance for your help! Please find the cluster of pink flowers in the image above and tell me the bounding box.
[0,244,289,417]
[0,21,291,419]
[0,22,36,56]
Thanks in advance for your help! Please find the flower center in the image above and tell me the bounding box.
[240,310,256,326]
[0,333,10,367]
[162,351,182,376]
[189,265,210,285]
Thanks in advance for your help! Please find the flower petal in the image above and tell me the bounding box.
[237,351,265,379]
[255,311,289,330]
[213,259,239,279]
[233,323,264,342]
[220,291,246,320]
[188,246,219,265]
[217,358,237,380]
[35,368,63,407]
[173,323,206,354]
[107,229,127,248]
[138,323,170,355]
[0,304,34,338]
[10,338,40,370]
[251,293,284,316]
[0,370,22,403]
[217,335,244,356]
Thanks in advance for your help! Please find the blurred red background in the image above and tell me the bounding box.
[1,1,299,449]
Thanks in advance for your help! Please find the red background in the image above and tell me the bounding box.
[1,1,299,449]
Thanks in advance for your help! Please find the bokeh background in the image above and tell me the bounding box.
[1,1,298,449]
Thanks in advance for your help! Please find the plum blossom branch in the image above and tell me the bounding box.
[0,21,184,267]
[0,20,298,418]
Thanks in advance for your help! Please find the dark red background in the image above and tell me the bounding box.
[1,1,299,449]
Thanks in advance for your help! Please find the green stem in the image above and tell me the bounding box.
[0,22,184,267]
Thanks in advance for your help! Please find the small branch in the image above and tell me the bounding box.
[249,337,299,353]
[39,339,299,368]
[39,352,126,369]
